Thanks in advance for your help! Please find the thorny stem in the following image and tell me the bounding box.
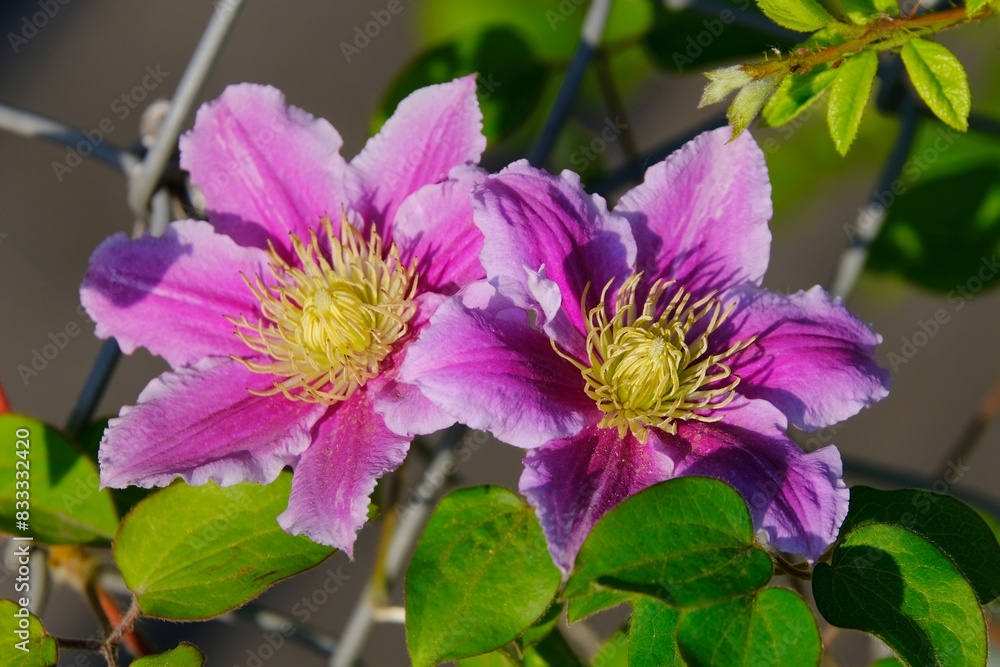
[744,5,992,80]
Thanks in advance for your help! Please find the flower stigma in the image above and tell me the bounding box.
[232,214,417,403]
[554,273,754,443]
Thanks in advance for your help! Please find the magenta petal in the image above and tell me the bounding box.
[721,285,891,431]
[614,127,772,295]
[81,220,269,368]
[100,357,325,489]
[278,391,410,555]
[474,161,636,344]
[348,75,486,235]
[520,426,674,572]
[399,283,594,449]
[392,165,486,294]
[669,398,849,562]
[180,83,349,254]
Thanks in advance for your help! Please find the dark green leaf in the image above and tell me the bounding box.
[677,588,820,666]
[901,39,970,132]
[0,600,57,666]
[756,0,835,31]
[629,598,682,667]
[763,64,838,126]
[813,523,987,666]
[405,486,562,667]
[827,50,878,155]
[0,414,118,545]
[114,472,334,619]
[523,629,586,667]
[565,477,772,608]
[131,643,205,667]
[871,659,906,667]
[375,27,550,144]
[840,486,1000,603]
[645,0,796,74]
[567,588,632,623]
[519,603,561,650]
[593,628,629,667]
[867,160,1000,294]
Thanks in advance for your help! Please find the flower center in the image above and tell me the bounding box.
[232,214,417,404]
[555,274,754,443]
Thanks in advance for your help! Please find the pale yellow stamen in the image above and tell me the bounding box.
[553,273,754,443]
[231,214,417,404]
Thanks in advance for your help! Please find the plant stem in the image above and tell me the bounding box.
[935,370,1000,480]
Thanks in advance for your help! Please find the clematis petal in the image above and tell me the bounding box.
[519,425,675,573]
[100,357,325,490]
[720,285,891,431]
[81,220,269,368]
[474,161,636,346]
[348,75,486,236]
[278,391,410,555]
[668,397,849,562]
[180,83,349,254]
[614,127,772,295]
[400,282,594,449]
[392,165,486,294]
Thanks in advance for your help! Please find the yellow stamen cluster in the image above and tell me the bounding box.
[232,215,417,404]
[555,274,754,443]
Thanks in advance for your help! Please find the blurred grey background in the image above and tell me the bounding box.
[1,1,999,665]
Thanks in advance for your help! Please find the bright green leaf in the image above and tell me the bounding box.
[131,643,205,667]
[840,486,1000,603]
[566,588,631,623]
[0,414,118,545]
[677,588,820,667]
[827,50,878,155]
[813,523,987,667]
[763,64,839,126]
[839,0,899,23]
[901,39,971,132]
[458,651,519,667]
[756,0,835,31]
[0,600,57,667]
[565,477,772,609]
[405,486,562,667]
[966,0,991,14]
[629,598,682,667]
[114,472,334,619]
[375,27,550,144]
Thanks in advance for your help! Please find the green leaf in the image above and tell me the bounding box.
[729,75,782,137]
[0,600,57,666]
[0,414,118,545]
[827,50,878,155]
[566,588,632,623]
[756,0,835,31]
[763,64,839,126]
[519,603,561,650]
[840,486,1000,603]
[629,598,682,667]
[901,39,970,132]
[564,477,772,608]
[867,159,1000,294]
[458,651,519,667]
[114,472,334,619]
[523,630,586,667]
[375,27,550,144]
[966,0,991,15]
[813,523,987,667]
[131,643,205,667]
[593,628,629,667]
[405,486,562,667]
[676,588,820,667]
[838,0,899,23]
[645,0,796,74]
[74,418,151,517]
[871,660,906,667]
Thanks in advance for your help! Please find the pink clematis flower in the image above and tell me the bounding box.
[81,76,487,554]
[400,128,891,572]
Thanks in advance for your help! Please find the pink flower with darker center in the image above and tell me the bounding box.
[81,76,486,554]
[401,128,891,572]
